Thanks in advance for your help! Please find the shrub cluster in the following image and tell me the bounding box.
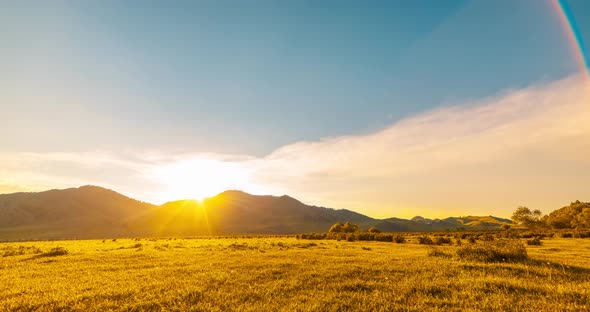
[434,237,452,245]
[555,230,590,238]
[417,236,453,245]
[298,232,405,243]
[393,234,406,244]
[418,236,434,245]
[526,236,543,246]
[456,239,527,263]
[368,226,381,234]
[298,233,327,240]
[39,247,68,257]
[328,222,359,233]
[1,245,42,257]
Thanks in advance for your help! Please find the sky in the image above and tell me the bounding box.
[1,0,589,219]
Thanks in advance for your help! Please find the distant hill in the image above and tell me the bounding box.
[0,186,156,240]
[364,215,511,233]
[0,186,512,240]
[135,190,374,236]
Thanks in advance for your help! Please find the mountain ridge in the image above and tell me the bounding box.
[0,185,512,240]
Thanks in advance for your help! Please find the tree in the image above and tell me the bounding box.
[511,206,543,228]
[572,208,590,229]
[329,222,344,233]
[368,226,381,234]
[546,201,590,229]
[342,222,359,233]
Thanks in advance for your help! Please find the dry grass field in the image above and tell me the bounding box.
[1,236,589,311]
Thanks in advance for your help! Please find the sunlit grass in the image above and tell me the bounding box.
[0,237,589,311]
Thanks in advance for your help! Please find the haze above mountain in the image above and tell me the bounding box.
[0,186,512,240]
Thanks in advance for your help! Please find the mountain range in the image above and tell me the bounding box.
[0,185,512,240]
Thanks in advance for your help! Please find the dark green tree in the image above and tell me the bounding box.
[329,222,344,233]
[342,222,359,233]
[546,201,590,229]
[368,226,381,234]
[572,208,590,229]
[511,206,543,229]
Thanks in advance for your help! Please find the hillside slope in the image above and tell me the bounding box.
[137,190,375,236]
[0,186,156,240]
[0,186,512,240]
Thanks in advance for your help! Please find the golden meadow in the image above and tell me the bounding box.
[1,232,589,311]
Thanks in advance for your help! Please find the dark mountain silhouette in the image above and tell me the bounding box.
[135,190,374,236]
[0,186,511,240]
[0,186,156,240]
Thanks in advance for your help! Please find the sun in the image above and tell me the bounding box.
[147,157,269,202]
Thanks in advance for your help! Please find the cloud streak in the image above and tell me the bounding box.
[2,75,589,218]
[248,74,590,217]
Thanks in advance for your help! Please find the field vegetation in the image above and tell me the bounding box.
[1,232,589,311]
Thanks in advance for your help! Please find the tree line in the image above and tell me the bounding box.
[511,200,590,230]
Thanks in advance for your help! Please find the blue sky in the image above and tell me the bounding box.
[1,0,584,155]
[1,1,589,217]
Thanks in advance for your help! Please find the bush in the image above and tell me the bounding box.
[434,237,452,245]
[418,236,434,245]
[357,233,374,241]
[333,233,346,241]
[368,226,381,234]
[374,234,393,242]
[468,236,477,244]
[498,230,519,239]
[393,234,406,244]
[329,222,343,233]
[40,247,68,257]
[527,237,543,246]
[342,222,359,233]
[456,240,527,263]
[346,234,356,242]
[301,233,327,240]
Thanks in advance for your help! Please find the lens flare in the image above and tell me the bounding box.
[552,0,589,79]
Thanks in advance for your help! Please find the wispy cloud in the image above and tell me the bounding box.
[248,74,590,217]
[2,75,589,218]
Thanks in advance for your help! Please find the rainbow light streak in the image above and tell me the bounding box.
[553,0,589,78]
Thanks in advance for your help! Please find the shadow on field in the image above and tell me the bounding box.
[460,258,590,281]
[526,258,590,274]
[21,247,68,261]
